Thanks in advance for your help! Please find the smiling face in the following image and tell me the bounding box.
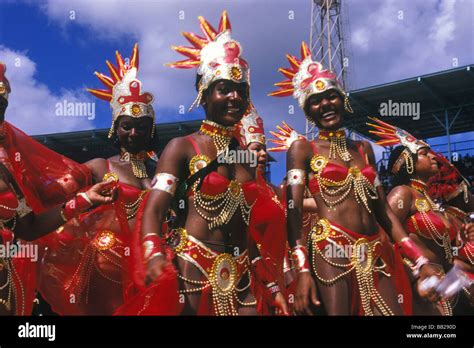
[305,89,344,130]
[203,79,250,127]
[115,115,153,154]
[415,147,440,178]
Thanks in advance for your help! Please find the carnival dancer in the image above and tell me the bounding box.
[37,44,161,315]
[236,108,289,315]
[0,62,116,315]
[368,117,474,315]
[131,11,260,316]
[427,152,474,313]
[269,43,438,315]
[268,121,319,311]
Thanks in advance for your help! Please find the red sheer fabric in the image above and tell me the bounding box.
[37,183,136,315]
[1,122,92,213]
[0,121,92,315]
[248,173,287,314]
[114,191,182,315]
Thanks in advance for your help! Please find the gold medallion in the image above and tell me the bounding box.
[210,253,237,294]
[415,198,430,213]
[94,231,116,251]
[189,154,210,176]
[315,80,326,91]
[230,66,242,81]
[310,155,328,173]
[131,104,141,116]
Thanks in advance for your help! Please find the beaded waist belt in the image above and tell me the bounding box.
[308,218,395,316]
[166,228,254,315]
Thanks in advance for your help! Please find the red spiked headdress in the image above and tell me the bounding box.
[269,42,345,109]
[167,11,249,110]
[367,117,430,174]
[267,121,306,152]
[87,43,155,138]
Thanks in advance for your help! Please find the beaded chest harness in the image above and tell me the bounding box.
[409,179,453,263]
[309,153,378,213]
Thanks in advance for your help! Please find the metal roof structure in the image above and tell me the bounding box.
[32,119,276,165]
[346,65,474,158]
[32,120,202,163]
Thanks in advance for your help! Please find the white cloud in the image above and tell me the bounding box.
[0,46,96,135]
[428,0,456,51]
[352,28,370,51]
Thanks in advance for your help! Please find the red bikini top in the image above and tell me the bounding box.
[308,141,377,195]
[185,135,257,204]
[106,160,145,204]
[405,190,456,241]
[0,188,18,221]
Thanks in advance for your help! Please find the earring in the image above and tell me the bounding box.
[344,95,354,114]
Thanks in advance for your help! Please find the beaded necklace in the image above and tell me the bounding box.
[199,120,235,155]
[119,148,148,179]
[317,128,352,162]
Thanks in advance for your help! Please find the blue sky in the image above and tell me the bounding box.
[0,0,473,184]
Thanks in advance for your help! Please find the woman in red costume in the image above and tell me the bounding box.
[236,107,289,315]
[37,44,160,315]
[368,117,474,315]
[269,43,439,316]
[427,153,474,313]
[268,121,320,311]
[125,11,270,316]
[0,62,116,315]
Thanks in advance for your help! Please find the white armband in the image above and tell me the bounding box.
[152,173,179,196]
[287,169,305,186]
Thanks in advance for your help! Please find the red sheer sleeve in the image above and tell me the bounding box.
[1,121,92,213]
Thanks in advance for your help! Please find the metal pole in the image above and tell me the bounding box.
[445,109,452,162]
[327,0,332,70]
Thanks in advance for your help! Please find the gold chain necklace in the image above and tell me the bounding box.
[199,120,235,155]
[318,128,353,162]
[120,148,148,179]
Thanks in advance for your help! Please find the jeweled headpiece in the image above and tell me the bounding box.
[367,117,430,174]
[237,107,265,147]
[268,121,306,152]
[167,11,250,110]
[0,62,11,100]
[87,43,155,138]
[269,42,347,110]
